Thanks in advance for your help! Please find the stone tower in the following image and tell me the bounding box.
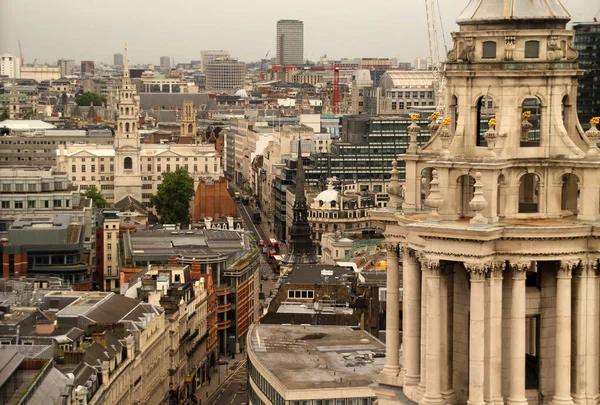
[8,80,19,120]
[113,43,143,203]
[180,99,197,138]
[283,138,317,265]
[373,1,600,404]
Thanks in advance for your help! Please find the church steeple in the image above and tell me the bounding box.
[8,80,19,120]
[283,138,317,265]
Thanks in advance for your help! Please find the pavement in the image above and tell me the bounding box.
[195,357,246,405]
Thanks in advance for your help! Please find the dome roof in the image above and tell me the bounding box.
[456,0,570,24]
[234,89,249,99]
[315,183,339,203]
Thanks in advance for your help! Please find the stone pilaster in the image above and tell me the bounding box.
[507,261,529,405]
[572,258,599,405]
[381,241,402,386]
[440,263,456,403]
[550,261,577,405]
[402,246,421,387]
[485,262,504,405]
[465,262,488,405]
[421,258,443,405]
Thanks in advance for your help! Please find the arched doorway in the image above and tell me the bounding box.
[521,96,541,146]
[476,96,496,146]
[560,173,579,215]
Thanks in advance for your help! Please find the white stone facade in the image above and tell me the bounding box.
[372,2,600,405]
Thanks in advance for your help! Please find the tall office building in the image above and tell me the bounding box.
[574,21,600,128]
[205,59,245,89]
[58,59,75,77]
[200,50,230,72]
[159,56,171,70]
[114,53,124,66]
[276,20,304,66]
[81,60,94,75]
[0,54,21,78]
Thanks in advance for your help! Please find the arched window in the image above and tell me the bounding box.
[457,175,476,218]
[124,157,133,170]
[482,41,497,59]
[450,95,459,132]
[331,200,336,208]
[521,96,541,147]
[188,124,193,133]
[497,174,507,218]
[476,96,495,146]
[119,122,123,132]
[525,41,540,58]
[561,174,579,215]
[125,107,129,115]
[125,122,130,133]
[519,173,540,213]
[420,167,434,208]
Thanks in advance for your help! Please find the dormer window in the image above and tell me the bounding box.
[482,41,497,59]
[525,41,540,58]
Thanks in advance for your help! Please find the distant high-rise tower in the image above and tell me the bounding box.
[276,20,304,66]
[58,59,75,77]
[200,50,230,73]
[114,53,124,66]
[81,60,94,75]
[574,22,600,128]
[0,54,21,79]
[159,56,171,70]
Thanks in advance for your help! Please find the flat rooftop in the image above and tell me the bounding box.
[248,324,385,392]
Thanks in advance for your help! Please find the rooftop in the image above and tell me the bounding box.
[248,324,385,393]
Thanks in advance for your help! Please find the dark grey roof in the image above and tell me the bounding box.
[0,351,25,388]
[139,93,210,110]
[28,367,70,405]
[85,294,140,324]
[285,264,354,285]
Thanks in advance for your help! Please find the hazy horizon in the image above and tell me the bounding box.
[0,0,591,66]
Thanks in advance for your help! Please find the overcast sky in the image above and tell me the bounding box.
[0,0,592,66]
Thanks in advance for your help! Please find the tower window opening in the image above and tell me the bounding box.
[518,173,540,213]
[124,157,133,170]
[125,123,130,133]
[525,41,540,59]
[188,124,193,133]
[521,96,541,147]
[560,173,580,216]
[482,41,497,59]
[476,96,495,146]
[457,174,476,218]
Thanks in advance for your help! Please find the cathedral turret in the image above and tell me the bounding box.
[283,138,317,265]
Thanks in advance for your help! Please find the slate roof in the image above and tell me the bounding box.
[27,367,70,405]
[85,294,140,324]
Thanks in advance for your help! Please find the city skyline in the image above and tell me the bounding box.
[0,0,591,66]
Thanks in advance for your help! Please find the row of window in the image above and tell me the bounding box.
[482,40,540,59]
[71,157,114,163]
[1,199,70,209]
[387,91,434,99]
[1,182,65,192]
[391,101,435,110]
[287,290,314,299]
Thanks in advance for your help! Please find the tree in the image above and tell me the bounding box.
[76,92,107,106]
[0,111,8,121]
[81,186,109,209]
[150,167,195,226]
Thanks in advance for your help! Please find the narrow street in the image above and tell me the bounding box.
[204,360,247,405]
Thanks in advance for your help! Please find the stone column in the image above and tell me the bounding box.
[508,262,528,405]
[485,262,504,405]
[381,242,401,384]
[419,263,428,393]
[572,259,599,405]
[549,261,576,405]
[466,263,487,405]
[402,246,421,386]
[422,258,443,405]
[440,265,455,402]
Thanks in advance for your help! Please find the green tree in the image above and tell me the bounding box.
[0,111,8,121]
[81,186,109,209]
[150,167,195,226]
[75,92,107,106]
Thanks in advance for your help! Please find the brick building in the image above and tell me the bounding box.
[192,177,237,221]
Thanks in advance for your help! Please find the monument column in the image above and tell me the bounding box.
[466,262,487,405]
[421,258,443,405]
[551,261,576,405]
[507,261,528,405]
[402,246,421,386]
[381,242,401,384]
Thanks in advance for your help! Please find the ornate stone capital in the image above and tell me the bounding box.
[490,261,506,279]
[510,260,530,278]
[558,260,580,278]
[464,262,488,281]
[420,256,440,276]
[400,245,417,263]
[383,242,399,256]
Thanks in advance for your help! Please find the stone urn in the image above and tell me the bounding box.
[428,120,440,136]
[585,121,600,159]
[521,119,533,141]
[425,170,443,221]
[469,172,489,225]
[484,125,498,160]
[438,125,453,159]
[407,121,421,154]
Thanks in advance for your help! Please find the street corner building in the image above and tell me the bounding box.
[370,0,600,404]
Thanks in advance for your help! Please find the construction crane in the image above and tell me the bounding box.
[425,0,447,117]
[18,40,24,66]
